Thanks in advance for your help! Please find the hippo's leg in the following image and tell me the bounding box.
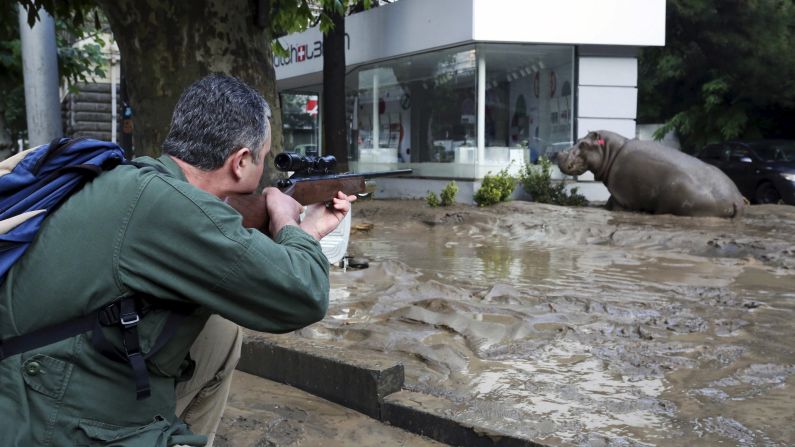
[605,196,628,212]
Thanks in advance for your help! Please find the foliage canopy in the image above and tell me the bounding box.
[638,0,795,152]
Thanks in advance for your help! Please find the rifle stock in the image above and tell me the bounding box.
[224,169,410,235]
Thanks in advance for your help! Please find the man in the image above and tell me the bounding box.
[0,74,354,446]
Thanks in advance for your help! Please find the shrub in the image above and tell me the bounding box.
[440,181,458,206]
[518,156,588,206]
[474,167,517,207]
[426,191,440,207]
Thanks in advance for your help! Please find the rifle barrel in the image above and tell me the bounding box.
[361,169,413,179]
[290,169,413,183]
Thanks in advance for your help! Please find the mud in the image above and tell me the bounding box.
[302,200,794,446]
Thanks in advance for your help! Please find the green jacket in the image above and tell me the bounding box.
[0,155,330,446]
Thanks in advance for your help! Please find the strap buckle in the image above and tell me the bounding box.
[120,312,140,327]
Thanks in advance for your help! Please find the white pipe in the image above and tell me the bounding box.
[111,56,117,143]
[18,5,62,146]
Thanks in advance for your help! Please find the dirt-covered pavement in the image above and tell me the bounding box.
[219,200,795,446]
[283,199,795,446]
[215,371,445,446]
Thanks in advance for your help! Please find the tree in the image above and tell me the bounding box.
[0,0,106,152]
[272,0,376,173]
[14,0,283,186]
[321,1,349,171]
[638,0,795,152]
[16,0,375,182]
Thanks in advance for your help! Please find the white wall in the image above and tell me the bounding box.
[275,0,666,85]
[574,55,637,191]
[576,56,638,139]
[274,0,474,85]
[472,0,665,46]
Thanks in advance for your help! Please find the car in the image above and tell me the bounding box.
[697,140,795,205]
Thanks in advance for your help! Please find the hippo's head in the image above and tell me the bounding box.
[556,131,607,176]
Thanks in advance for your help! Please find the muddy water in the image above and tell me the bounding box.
[298,200,795,446]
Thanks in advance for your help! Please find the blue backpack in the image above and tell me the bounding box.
[0,137,189,400]
[0,137,127,283]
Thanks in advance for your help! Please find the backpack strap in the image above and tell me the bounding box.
[0,296,195,400]
[91,297,195,400]
[0,312,96,361]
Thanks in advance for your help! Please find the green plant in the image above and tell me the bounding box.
[474,167,516,207]
[426,191,440,207]
[519,156,588,206]
[440,181,458,206]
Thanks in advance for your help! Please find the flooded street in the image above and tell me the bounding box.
[296,200,795,446]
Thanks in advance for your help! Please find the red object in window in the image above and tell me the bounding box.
[306,98,318,116]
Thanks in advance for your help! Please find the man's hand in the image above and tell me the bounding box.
[300,191,357,241]
[262,187,304,236]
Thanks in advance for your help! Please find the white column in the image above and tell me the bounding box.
[477,53,486,165]
[372,72,379,149]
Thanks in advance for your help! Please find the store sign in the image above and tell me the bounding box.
[273,34,351,67]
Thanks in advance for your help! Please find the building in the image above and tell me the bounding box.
[274,0,666,202]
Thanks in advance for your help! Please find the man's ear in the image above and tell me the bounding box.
[229,147,253,180]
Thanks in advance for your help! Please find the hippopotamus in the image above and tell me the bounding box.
[556,130,745,218]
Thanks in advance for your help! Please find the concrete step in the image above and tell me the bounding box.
[215,370,445,447]
[237,331,404,419]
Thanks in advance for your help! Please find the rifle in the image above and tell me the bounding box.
[224,151,412,234]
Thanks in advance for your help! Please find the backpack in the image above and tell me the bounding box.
[0,137,127,283]
[0,137,189,400]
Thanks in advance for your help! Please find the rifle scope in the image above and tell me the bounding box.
[275,152,337,174]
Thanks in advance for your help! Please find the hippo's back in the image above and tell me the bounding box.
[621,139,745,217]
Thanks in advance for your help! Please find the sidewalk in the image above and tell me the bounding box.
[215,370,446,447]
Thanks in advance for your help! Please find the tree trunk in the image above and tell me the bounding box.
[321,7,348,172]
[95,0,284,184]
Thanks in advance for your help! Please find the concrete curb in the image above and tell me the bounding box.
[238,333,547,446]
[237,332,403,419]
[383,390,546,447]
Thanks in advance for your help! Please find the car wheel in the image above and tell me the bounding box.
[755,181,781,204]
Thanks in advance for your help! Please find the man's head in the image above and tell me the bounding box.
[163,74,272,194]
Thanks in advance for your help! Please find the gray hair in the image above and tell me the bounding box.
[163,74,272,170]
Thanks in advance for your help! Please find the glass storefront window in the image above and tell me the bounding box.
[340,43,573,179]
[481,44,574,176]
[281,92,320,155]
[348,45,479,177]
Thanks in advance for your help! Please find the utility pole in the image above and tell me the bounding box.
[18,5,62,147]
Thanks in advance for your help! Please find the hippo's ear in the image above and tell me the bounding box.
[583,131,603,147]
[586,131,601,141]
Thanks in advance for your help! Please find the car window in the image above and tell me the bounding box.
[728,145,751,161]
[700,144,726,161]
[773,143,795,161]
[762,142,795,162]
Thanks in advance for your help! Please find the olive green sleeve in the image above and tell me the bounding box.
[115,175,330,333]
